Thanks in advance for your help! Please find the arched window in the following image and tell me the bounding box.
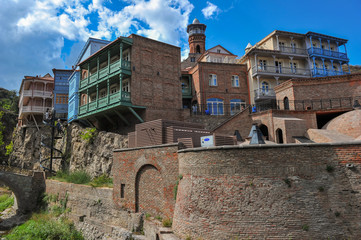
[276,128,284,144]
[196,45,201,53]
[261,81,269,94]
[230,99,245,115]
[207,98,224,115]
[284,97,289,110]
[209,74,217,86]
[259,124,269,140]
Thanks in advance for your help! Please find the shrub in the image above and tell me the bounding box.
[5,213,83,240]
[283,178,291,188]
[5,141,13,156]
[162,218,172,227]
[318,186,325,192]
[0,194,14,212]
[89,174,113,188]
[326,165,335,172]
[302,224,309,231]
[51,170,91,185]
[155,215,162,221]
[145,213,151,220]
[335,211,341,217]
[80,128,97,144]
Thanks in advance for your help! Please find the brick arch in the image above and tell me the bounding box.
[134,164,164,216]
[0,177,22,212]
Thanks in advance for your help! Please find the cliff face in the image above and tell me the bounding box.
[9,122,127,176]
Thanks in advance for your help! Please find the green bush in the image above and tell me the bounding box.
[5,213,83,240]
[162,218,172,227]
[80,128,97,144]
[5,141,13,156]
[51,170,91,185]
[89,174,113,188]
[0,194,14,212]
[173,175,183,200]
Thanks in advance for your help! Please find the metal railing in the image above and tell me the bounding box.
[278,46,307,55]
[252,65,311,76]
[308,47,348,60]
[188,104,250,116]
[252,96,361,112]
[312,68,348,77]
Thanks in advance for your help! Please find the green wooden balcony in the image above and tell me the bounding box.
[79,59,131,90]
[78,91,131,116]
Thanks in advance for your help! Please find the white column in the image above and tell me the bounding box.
[344,44,348,55]
[257,76,260,96]
[274,77,279,85]
[330,60,334,75]
[319,38,322,54]
[328,40,331,52]
[254,54,257,69]
[339,61,343,74]
[276,35,279,50]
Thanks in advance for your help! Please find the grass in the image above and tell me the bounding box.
[4,212,83,240]
[0,194,14,212]
[50,171,113,188]
[162,218,172,227]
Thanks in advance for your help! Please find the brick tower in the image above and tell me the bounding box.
[187,18,206,54]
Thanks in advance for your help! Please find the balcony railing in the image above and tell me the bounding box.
[254,89,276,99]
[21,90,52,98]
[312,68,349,77]
[252,65,311,76]
[80,59,131,89]
[278,46,307,55]
[78,91,131,116]
[20,106,48,114]
[307,47,348,60]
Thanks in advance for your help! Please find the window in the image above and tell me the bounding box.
[196,45,201,53]
[122,79,130,92]
[284,97,289,110]
[90,94,96,102]
[230,99,245,115]
[279,42,285,51]
[275,61,282,73]
[290,62,297,73]
[206,98,224,115]
[111,87,117,94]
[209,74,217,86]
[291,42,297,53]
[121,184,125,198]
[100,89,106,98]
[261,81,269,94]
[190,57,195,62]
[258,60,267,70]
[231,75,239,87]
[217,49,221,53]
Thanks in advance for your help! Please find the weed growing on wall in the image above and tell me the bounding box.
[326,165,335,172]
[5,141,13,156]
[51,170,91,185]
[174,174,183,200]
[80,127,97,144]
[89,174,113,188]
[162,218,172,227]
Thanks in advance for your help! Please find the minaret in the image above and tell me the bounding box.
[187,18,206,54]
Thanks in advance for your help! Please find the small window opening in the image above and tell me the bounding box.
[121,184,125,198]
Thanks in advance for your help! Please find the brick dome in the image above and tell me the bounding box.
[323,110,361,138]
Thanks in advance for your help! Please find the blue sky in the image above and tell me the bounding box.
[1,0,360,91]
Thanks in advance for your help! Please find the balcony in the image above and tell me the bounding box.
[79,59,131,90]
[254,88,276,100]
[252,65,311,78]
[78,91,131,116]
[21,90,52,98]
[307,47,348,60]
[20,106,47,114]
[311,68,350,77]
[278,46,307,55]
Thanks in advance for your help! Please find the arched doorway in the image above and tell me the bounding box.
[259,124,269,140]
[135,165,163,215]
[276,128,284,144]
[284,97,290,110]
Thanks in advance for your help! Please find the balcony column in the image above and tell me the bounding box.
[339,61,343,74]
[256,76,260,96]
[275,35,279,50]
[96,84,99,108]
[312,57,316,75]
[108,50,111,74]
[310,36,313,51]
[344,43,348,55]
[119,43,123,69]
[107,79,110,104]
[119,74,123,100]
[274,77,279,85]
[328,40,331,52]
[336,41,339,52]
[319,38,322,54]
[97,57,100,80]
[330,60,334,75]
[86,89,89,112]
[87,63,90,84]
[289,56,294,73]
[272,55,276,71]
[321,58,325,74]
[347,63,351,74]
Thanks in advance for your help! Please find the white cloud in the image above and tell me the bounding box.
[0,0,194,91]
[201,1,220,19]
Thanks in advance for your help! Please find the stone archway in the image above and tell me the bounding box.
[135,164,164,216]
[259,124,269,141]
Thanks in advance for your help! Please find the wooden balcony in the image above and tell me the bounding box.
[308,47,348,61]
[79,59,131,90]
[311,68,350,77]
[252,65,311,78]
[278,46,307,56]
[19,106,47,114]
[78,91,131,117]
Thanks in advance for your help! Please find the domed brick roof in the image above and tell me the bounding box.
[323,110,361,138]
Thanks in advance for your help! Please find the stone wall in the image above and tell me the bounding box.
[45,180,139,240]
[173,142,361,240]
[113,144,180,219]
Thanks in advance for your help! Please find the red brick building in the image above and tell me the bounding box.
[181,19,249,116]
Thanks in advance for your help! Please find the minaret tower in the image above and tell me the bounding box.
[187,18,206,54]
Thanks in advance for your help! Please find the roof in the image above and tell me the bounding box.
[52,68,74,75]
[207,45,236,56]
[20,73,54,93]
[75,37,111,66]
[192,18,200,24]
[305,31,347,44]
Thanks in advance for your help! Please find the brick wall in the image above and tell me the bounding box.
[112,144,180,218]
[189,62,248,108]
[173,142,361,240]
[129,35,182,122]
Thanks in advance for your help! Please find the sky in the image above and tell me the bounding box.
[1,0,361,91]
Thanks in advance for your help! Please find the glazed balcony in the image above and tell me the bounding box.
[79,59,131,90]
[254,88,276,100]
[252,65,311,78]
[308,47,348,60]
[78,91,131,116]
